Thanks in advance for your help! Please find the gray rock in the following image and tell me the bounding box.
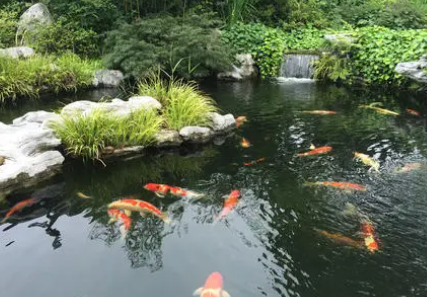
[17,3,53,41]
[218,54,257,81]
[217,65,243,81]
[179,126,214,143]
[155,130,183,147]
[93,70,124,88]
[102,146,145,159]
[325,33,355,45]
[395,58,427,83]
[13,110,61,129]
[0,47,34,59]
[210,112,236,133]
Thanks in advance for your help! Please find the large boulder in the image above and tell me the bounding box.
[210,112,236,133]
[179,126,214,143]
[0,113,64,200]
[0,47,35,59]
[218,54,257,81]
[93,70,124,88]
[155,130,183,147]
[395,55,427,83]
[17,3,53,42]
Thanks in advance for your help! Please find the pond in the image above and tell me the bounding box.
[1,80,427,297]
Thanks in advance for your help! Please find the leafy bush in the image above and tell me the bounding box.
[51,108,162,161]
[0,53,101,102]
[0,3,22,48]
[104,14,232,79]
[138,75,218,129]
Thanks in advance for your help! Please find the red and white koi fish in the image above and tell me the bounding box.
[406,109,420,116]
[194,272,231,297]
[108,209,132,239]
[395,162,422,173]
[108,199,171,224]
[297,145,332,157]
[143,183,171,197]
[304,181,366,191]
[243,157,266,166]
[316,229,363,249]
[240,138,251,148]
[216,190,241,220]
[1,198,37,223]
[169,186,205,199]
[235,116,247,128]
[361,221,379,253]
[301,110,337,115]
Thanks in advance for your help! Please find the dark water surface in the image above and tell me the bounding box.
[2,80,427,297]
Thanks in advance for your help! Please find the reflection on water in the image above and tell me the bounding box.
[2,81,427,297]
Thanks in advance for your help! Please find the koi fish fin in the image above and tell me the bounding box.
[193,287,204,296]
[119,225,128,241]
[162,216,172,225]
[369,102,383,107]
[108,218,117,224]
[309,144,316,150]
[140,211,147,218]
[221,290,231,297]
[155,192,165,198]
[1,217,7,223]
[124,210,132,217]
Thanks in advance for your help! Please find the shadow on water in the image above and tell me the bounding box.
[2,81,427,297]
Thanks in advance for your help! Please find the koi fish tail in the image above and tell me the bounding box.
[155,192,165,198]
[108,218,117,224]
[161,214,172,224]
[1,217,7,224]
[119,225,128,241]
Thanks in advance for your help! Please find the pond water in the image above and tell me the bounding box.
[1,80,427,297]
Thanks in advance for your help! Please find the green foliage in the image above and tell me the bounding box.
[137,75,218,129]
[0,53,101,102]
[51,108,162,161]
[0,3,23,48]
[104,14,231,79]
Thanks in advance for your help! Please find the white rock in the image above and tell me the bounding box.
[93,70,124,88]
[179,126,214,143]
[395,58,427,83]
[17,3,53,39]
[210,112,236,133]
[0,47,35,59]
[217,65,243,81]
[128,96,162,110]
[13,110,61,128]
[155,130,183,147]
[61,100,97,117]
[218,54,257,81]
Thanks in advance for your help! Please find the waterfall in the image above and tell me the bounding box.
[279,54,319,79]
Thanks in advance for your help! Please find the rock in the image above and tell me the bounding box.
[155,130,183,147]
[0,47,35,59]
[179,126,214,143]
[395,56,427,83]
[17,3,53,42]
[13,110,61,129]
[102,146,145,159]
[61,97,162,118]
[218,54,257,81]
[93,70,124,88]
[210,112,237,133]
[0,117,64,199]
[325,33,355,45]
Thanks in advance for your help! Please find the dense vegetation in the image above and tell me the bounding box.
[1,0,427,90]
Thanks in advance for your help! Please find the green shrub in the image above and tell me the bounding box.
[0,3,22,48]
[104,14,232,79]
[0,53,101,102]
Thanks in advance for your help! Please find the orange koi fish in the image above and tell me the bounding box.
[406,109,420,116]
[235,116,247,128]
[297,145,332,157]
[169,186,205,199]
[194,272,231,297]
[1,198,37,223]
[243,157,266,166]
[108,209,132,239]
[305,181,366,191]
[216,190,241,220]
[316,229,363,249]
[301,110,337,115]
[395,162,422,173]
[143,183,171,197]
[361,221,379,253]
[108,199,171,224]
[240,138,251,148]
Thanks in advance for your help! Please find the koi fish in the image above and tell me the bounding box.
[304,181,366,191]
[297,145,332,157]
[341,202,358,216]
[361,221,379,253]
[301,110,337,115]
[1,198,37,223]
[316,229,363,249]
[406,109,420,116]
[77,192,92,199]
[194,272,231,297]
[359,105,399,116]
[169,186,205,199]
[243,157,266,166]
[108,199,171,224]
[216,190,241,220]
[235,116,247,128]
[107,209,132,239]
[395,162,422,173]
[143,183,171,197]
[240,138,251,148]
[354,152,380,172]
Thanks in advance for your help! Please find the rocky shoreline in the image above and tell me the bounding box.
[0,96,237,200]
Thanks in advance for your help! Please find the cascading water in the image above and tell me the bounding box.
[279,54,319,79]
